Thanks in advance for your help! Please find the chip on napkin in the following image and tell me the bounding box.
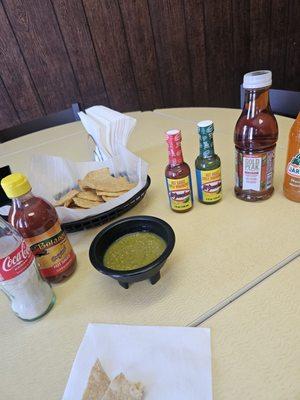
[82,359,110,400]
[102,373,144,400]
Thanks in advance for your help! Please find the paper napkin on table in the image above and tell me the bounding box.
[62,324,212,400]
[78,106,136,161]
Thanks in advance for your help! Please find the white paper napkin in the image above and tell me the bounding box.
[78,111,111,161]
[79,106,136,160]
[63,324,212,400]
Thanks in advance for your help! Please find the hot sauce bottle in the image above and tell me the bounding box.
[283,112,300,202]
[1,173,76,283]
[195,120,222,204]
[165,129,193,212]
[234,70,278,201]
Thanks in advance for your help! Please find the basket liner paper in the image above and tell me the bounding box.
[29,146,148,224]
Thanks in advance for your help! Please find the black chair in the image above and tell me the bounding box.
[0,102,81,143]
[240,86,300,118]
[0,165,11,209]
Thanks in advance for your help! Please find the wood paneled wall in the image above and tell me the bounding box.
[0,0,299,131]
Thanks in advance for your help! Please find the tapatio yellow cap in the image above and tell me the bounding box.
[1,173,31,198]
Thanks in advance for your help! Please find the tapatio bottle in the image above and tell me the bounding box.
[195,120,222,204]
[165,129,193,212]
[234,70,278,201]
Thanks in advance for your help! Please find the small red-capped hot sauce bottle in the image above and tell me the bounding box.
[165,129,193,212]
[1,173,76,283]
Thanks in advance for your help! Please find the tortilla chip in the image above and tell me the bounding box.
[102,373,144,400]
[86,176,135,192]
[84,168,111,181]
[55,189,79,206]
[64,198,73,207]
[96,190,127,197]
[78,179,86,191]
[81,168,136,193]
[58,170,135,208]
[73,197,101,209]
[110,177,136,192]
[77,178,101,192]
[82,359,110,400]
[76,191,102,202]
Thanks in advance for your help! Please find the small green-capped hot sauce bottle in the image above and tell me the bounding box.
[165,129,193,212]
[195,120,222,204]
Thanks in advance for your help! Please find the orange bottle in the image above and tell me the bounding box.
[283,113,300,202]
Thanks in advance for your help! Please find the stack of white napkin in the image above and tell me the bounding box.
[78,106,137,161]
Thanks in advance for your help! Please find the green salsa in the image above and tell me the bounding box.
[103,232,167,271]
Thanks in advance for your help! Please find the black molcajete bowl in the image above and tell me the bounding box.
[89,215,175,289]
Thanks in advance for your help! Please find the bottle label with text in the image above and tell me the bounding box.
[235,150,275,191]
[287,153,300,178]
[25,222,75,278]
[166,176,193,211]
[0,241,34,281]
[196,167,222,202]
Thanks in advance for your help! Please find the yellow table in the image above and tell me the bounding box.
[0,109,299,399]
[202,258,300,400]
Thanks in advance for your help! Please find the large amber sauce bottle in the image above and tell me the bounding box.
[1,173,76,283]
[234,70,278,201]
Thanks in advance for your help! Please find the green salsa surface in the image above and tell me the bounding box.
[103,232,167,271]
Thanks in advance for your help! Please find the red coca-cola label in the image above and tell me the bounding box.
[0,241,34,281]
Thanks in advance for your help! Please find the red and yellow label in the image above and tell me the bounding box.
[166,175,193,211]
[196,167,222,202]
[25,222,75,278]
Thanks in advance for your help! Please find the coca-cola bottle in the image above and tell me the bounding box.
[0,217,55,321]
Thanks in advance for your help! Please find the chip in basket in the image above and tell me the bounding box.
[55,168,136,209]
